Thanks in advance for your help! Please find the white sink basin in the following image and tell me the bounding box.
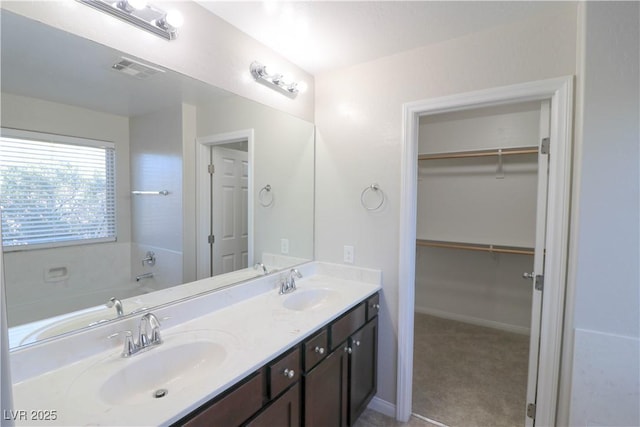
[20,310,113,345]
[67,329,234,407]
[282,288,337,311]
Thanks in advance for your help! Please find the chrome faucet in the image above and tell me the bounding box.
[279,268,302,294]
[136,272,154,282]
[138,312,162,348]
[254,262,268,275]
[106,297,124,317]
[110,312,163,357]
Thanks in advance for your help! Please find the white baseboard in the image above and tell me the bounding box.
[415,306,530,335]
[367,396,396,418]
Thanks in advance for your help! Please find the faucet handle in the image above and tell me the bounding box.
[139,313,162,346]
[288,268,302,291]
[108,330,137,357]
[254,262,268,275]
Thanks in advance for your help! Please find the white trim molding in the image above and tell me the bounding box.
[397,76,574,425]
[195,129,255,279]
[368,396,396,419]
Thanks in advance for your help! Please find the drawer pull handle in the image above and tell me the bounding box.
[314,346,325,355]
[371,303,380,310]
[283,368,295,379]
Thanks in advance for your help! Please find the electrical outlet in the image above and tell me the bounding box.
[281,238,289,255]
[344,245,354,264]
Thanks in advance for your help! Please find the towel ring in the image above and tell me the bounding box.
[259,184,274,207]
[360,183,385,211]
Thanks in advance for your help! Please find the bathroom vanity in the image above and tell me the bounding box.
[8,262,381,426]
[174,292,380,426]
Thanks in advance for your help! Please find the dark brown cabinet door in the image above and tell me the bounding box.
[304,346,349,427]
[178,371,263,427]
[348,319,378,426]
[245,383,300,427]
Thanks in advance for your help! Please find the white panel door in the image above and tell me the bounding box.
[211,147,248,276]
[524,99,550,427]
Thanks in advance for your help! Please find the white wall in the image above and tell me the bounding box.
[195,95,315,264]
[567,2,640,425]
[315,6,577,406]
[1,93,133,324]
[130,106,185,290]
[0,1,314,122]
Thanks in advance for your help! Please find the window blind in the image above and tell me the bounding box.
[0,130,116,250]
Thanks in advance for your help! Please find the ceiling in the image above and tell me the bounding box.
[196,1,573,76]
[0,10,231,117]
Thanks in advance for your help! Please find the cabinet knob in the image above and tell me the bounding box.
[354,340,361,347]
[344,346,352,354]
[283,368,295,379]
[314,346,325,355]
[371,303,380,310]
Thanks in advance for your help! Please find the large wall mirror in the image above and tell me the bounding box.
[0,10,315,349]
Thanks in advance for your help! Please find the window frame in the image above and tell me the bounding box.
[0,127,117,252]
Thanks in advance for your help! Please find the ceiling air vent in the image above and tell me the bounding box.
[111,57,165,80]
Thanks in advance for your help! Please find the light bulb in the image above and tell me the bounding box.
[127,0,146,10]
[262,65,274,77]
[165,10,184,28]
[296,81,308,93]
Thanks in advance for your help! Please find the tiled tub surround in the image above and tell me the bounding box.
[9,262,381,426]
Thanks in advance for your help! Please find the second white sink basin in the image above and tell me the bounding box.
[66,329,235,407]
[282,288,337,311]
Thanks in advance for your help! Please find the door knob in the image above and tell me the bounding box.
[522,272,535,279]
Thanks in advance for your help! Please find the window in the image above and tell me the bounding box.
[0,128,116,250]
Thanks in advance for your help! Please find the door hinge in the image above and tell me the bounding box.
[208,164,215,174]
[527,402,536,419]
[540,137,550,155]
[523,273,544,291]
[208,234,215,244]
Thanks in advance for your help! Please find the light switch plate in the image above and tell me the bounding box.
[281,238,289,254]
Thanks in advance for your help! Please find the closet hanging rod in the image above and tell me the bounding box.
[418,146,538,161]
[416,239,534,256]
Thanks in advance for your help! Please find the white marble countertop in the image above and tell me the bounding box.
[9,262,381,426]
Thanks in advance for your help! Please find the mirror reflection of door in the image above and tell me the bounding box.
[210,144,249,276]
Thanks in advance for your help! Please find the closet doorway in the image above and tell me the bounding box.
[412,100,549,426]
[397,77,574,427]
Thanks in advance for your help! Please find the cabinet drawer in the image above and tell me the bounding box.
[303,329,328,372]
[366,293,380,321]
[181,371,263,427]
[329,303,366,351]
[268,347,300,398]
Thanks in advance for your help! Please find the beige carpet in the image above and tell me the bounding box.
[412,313,530,427]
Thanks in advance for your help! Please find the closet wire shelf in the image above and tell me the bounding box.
[416,239,534,256]
[418,146,538,161]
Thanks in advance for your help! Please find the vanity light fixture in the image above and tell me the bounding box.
[78,0,184,40]
[250,61,307,97]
